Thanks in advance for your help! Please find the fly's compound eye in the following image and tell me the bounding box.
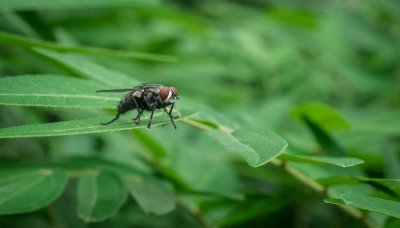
[160,86,179,102]
[160,87,171,101]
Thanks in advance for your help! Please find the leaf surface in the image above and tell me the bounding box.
[0,169,68,215]
[77,171,127,222]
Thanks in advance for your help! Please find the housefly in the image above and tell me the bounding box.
[96,83,179,129]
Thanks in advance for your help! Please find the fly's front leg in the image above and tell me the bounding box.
[164,103,179,119]
[164,103,178,129]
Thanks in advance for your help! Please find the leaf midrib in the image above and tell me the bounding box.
[0,93,120,101]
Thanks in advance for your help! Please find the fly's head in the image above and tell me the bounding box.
[160,86,179,104]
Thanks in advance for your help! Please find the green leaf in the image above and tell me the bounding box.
[318,176,400,200]
[351,110,400,135]
[325,194,400,219]
[0,168,68,215]
[323,198,346,205]
[279,153,364,167]
[0,74,196,138]
[0,107,195,138]
[0,75,118,108]
[1,0,160,10]
[302,115,346,156]
[218,197,291,227]
[268,8,317,29]
[77,171,127,222]
[0,32,176,62]
[383,149,400,179]
[34,48,137,87]
[124,175,175,215]
[360,180,400,200]
[209,129,288,167]
[292,103,350,131]
[131,130,167,158]
[318,176,400,186]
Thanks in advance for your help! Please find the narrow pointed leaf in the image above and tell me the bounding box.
[318,177,400,200]
[279,153,364,167]
[77,171,127,222]
[131,130,168,158]
[351,110,400,135]
[325,194,400,219]
[302,115,346,156]
[318,177,400,186]
[0,75,119,108]
[324,198,346,205]
[0,168,68,215]
[1,0,159,10]
[0,74,196,138]
[34,48,137,87]
[124,175,175,215]
[0,107,195,138]
[0,32,176,62]
[291,103,350,131]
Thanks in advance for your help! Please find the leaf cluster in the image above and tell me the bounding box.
[1,0,400,227]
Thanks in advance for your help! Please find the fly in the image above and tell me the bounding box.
[97,83,179,129]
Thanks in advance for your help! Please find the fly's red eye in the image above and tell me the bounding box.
[160,87,170,101]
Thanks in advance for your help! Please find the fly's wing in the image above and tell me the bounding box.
[133,83,162,91]
[96,88,133,92]
[96,83,162,93]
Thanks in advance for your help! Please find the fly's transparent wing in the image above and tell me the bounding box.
[97,83,162,93]
[96,89,133,93]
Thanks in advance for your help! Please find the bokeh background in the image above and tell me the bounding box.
[1,0,399,227]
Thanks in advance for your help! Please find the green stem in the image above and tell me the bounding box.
[177,198,216,228]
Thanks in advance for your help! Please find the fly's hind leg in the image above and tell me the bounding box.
[133,109,144,125]
[101,112,121,125]
[131,96,144,125]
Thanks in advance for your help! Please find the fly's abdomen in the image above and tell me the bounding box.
[117,94,138,114]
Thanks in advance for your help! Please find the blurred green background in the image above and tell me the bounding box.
[0,0,399,227]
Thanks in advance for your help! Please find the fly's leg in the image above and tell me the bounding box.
[164,103,179,119]
[133,109,144,125]
[164,103,177,129]
[132,96,140,109]
[101,112,120,125]
[147,104,156,129]
[131,96,143,125]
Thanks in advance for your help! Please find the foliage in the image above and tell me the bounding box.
[1,0,400,227]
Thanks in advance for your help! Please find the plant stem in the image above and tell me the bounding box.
[271,158,378,228]
[177,198,216,228]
